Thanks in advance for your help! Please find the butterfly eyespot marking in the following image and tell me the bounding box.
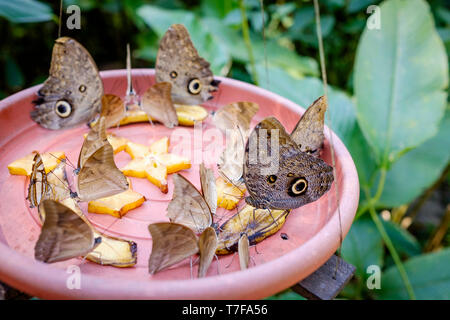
[290,178,308,196]
[79,85,87,93]
[170,71,178,79]
[55,100,72,118]
[187,78,202,95]
[287,173,294,177]
[267,175,277,184]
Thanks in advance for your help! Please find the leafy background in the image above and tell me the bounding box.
[0,0,449,300]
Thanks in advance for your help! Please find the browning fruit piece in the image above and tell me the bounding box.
[122,138,191,193]
[8,151,66,176]
[216,204,290,255]
[216,177,245,210]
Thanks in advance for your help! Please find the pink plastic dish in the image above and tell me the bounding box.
[0,69,358,299]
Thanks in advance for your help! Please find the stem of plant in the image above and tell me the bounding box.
[239,0,259,86]
[363,168,416,300]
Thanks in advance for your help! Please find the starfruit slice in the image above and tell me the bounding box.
[88,179,146,218]
[216,177,245,210]
[8,151,66,176]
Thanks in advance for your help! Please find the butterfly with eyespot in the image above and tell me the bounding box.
[31,37,104,130]
[155,24,220,105]
[243,114,333,210]
[148,163,218,277]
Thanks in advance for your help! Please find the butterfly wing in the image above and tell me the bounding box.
[199,163,217,216]
[155,24,219,105]
[31,37,103,130]
[141,82,178,128]
[243,117,334,210]
[78,116,108,169]
[198,226,218,278]
[100,94,126,128]
[238,233,250,270]
[148,222,199,274]
[212,102,259,133]
[167,173,212,233]
[77,142,129,202]
[27,153,49,208]
[290,96,327,157]
[35,199,96,263]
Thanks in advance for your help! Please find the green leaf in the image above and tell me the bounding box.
[381,220,421,257]
[346,0,378,14]
[253,64,356,146]
[0,0,53,23]
[137,5,231,75]
[377,107,450,207]
[266,289,306,300]
[341,218,384,280]
[378,249,450,299]
[5,58,25,88]
[354,0,448,166]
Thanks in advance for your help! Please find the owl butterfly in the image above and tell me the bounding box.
[35,199,101,263]
[243,116,333,210]
[290,96,327,157]
[212,102,260,185]
[155,24,220,105]
[31,37,103,130]
[148,164,218,276]
[77,116,129,202]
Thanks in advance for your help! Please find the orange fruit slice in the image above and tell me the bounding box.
[7,151,66,176]
[216,177,245,210]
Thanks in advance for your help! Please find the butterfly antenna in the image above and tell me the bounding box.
[313,0,343,279]
[58,0,63,38]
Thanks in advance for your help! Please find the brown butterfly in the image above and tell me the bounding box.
[238,234,250,270]
[99,94,126,128]
[290,96,327,157]
[213,102,260,185]
[31,37,104,130]
[155,24,220,105]
[27,153,48,208]
[243,116,333,210]
[149,164,218,277]
[140,82,178,128]
[166,164,217,233]
[148,222,217,277]
[77,117,129,202]
[35,199,101,263]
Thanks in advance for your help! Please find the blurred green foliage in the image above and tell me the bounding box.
[0,0,449,300]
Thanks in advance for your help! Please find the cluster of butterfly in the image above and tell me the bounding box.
[25,22,334,277]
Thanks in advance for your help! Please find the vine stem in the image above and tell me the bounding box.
[239,0,259,85]
[363,168,416,300]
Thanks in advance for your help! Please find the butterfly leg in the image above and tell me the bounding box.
[225,252,237,268]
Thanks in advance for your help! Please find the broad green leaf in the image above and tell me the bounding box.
[382,220,421,257]
[346,0,379,14]
[342,218,384,280]
[354,0,448,166]
[0,0,53,23]
[266,289,306,300]
[253,64,356,146]
[378,249,450,299]
[377,107,450,207]
[137,5,231,75]
[5,58,25,88]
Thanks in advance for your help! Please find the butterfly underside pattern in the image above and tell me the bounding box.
[214,102,260,184]
[27,153,48,208]
[290,96,327,157]
[141,82,178,128]
[78,116,109,169]
[35,199,97,263]
[155,24,220,105]
[243,117,334,210]
[148,222,199,274]
[166,173,213,233]
[100,94,126,129]
[238,234,250,270]
[31,37,103,130]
